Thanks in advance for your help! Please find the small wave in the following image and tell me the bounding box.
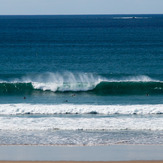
[113,17,151,20]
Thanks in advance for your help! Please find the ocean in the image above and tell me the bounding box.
[0,14,163,145]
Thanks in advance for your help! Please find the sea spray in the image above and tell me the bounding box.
[0,72,162,95]
[30,72,104,91]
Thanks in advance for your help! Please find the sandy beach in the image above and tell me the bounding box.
[0,161,163,163]
[0,145,163,162]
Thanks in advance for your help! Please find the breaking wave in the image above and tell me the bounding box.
[113,16,151,20]
[0,72,162,95]
[0,104,163,131]
[0,104,162,115]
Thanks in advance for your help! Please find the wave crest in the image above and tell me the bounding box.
[30,72,103,92]
[0,72,162,95]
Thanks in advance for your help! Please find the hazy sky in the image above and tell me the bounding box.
[0,0,163,15]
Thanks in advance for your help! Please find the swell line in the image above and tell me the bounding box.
[0,81,162,95]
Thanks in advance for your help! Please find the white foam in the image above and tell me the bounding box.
[113,17,151,19]
[0,116,162,131]
[108,75,158,82]
[0,72,160,92]
[25,72,103,92]
[29,74,160,92]
[113,17,135,19]
[0,104,162,115]
[0,104,162,131]
[122,75,154,82]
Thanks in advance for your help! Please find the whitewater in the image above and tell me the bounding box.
[0,103,162,132]
[0,103,163,115]
[0,14,163,146]
[0,73,162,145]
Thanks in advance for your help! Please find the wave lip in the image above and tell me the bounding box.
[31,72,103,92]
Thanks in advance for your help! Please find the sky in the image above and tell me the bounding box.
[0,0,163,15]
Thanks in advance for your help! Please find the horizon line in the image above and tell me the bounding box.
[0,13,163,16]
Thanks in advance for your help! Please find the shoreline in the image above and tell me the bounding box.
[0,144,163,146]
[0,145,163,161]
[0,162,163,163]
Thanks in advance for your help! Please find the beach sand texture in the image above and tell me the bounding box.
[0,161,163,163]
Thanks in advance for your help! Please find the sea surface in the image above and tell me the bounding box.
[0,14,163,145]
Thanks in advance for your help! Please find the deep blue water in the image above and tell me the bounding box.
[0,15,163,76]
[0,15,163,104]
[0,15,163,145]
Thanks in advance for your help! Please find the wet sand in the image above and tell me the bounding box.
[0,145,163,161]
[0,161,163,163]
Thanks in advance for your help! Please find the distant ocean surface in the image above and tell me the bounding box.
[0,15,163,145]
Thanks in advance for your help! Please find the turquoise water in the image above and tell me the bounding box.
[0,15,163,145]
